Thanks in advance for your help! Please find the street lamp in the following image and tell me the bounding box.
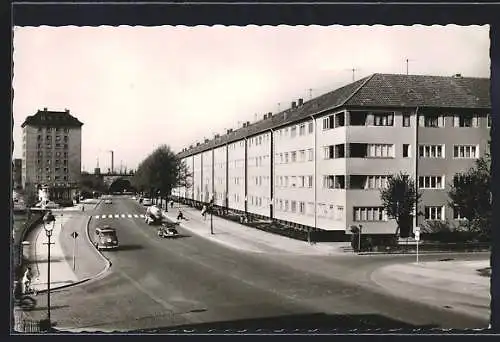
[209,196,214,235]
[42,210,56,328]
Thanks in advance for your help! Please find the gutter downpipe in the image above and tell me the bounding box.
[225,143,229,214]
[269,128,274,220]
[310,115,317,245]
[244,137,248,218]
[414,106,420,235]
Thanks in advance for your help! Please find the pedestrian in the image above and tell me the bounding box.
[201,205,207,220]
[177,210,184,221]
[170,200,174,209]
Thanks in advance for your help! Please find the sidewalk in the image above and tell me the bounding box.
[23,201,105,293]
[161,202,350,256]
[371,259,491,320]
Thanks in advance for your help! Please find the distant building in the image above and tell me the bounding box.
[21,108,83,202]
[174,73,490,236]
[12,158,22,189]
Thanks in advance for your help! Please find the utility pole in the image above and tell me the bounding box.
[351,68,356,82]
[308,88,313,100]
[406,58,409,75]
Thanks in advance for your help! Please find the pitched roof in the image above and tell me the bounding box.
[177,73,490,159]
[21,109,83,128]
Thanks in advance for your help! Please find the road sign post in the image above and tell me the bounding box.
[414,226,420,264]
[70,232,79,270]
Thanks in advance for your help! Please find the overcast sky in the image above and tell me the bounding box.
[12,25,490,172]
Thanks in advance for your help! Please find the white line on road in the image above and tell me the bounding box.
[128,214,132,218]
[95,215,100,219]
[114,214,119,218]
[140,214,145,218]
[121,214,126,218]
[134,214,139,218]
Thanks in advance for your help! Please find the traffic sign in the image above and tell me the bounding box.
[414,231,420,241]
[71,231,79,239]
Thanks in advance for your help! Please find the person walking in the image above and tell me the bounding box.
[177,210,184,221]
[22,266,33,294]
[201,205,207,220]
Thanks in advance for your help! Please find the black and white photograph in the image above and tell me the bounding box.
[11,23,492,333]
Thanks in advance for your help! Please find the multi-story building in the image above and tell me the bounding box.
[173,73,490,237]
[21,108,83,202]
[12,158,22,189]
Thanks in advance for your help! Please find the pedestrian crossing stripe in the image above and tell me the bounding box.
[94,214,147,219]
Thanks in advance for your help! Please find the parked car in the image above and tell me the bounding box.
[35,200,60,209]
[142,198,152,206]
[104,199,112,204]
[93,226,119,250]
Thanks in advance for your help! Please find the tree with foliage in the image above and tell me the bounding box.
[131,145,191,204]
[380,172,421,238]
[448,156,491,239]
[79,172,107,196]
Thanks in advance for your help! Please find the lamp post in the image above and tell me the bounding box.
[209,196,214,235]
[358,224,363,252]
[42,211,56,327]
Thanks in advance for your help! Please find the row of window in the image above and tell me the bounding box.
[277,121,314,140]
[353,206,466,222]
[37,127,70,133]
[275,200,345,220]
[36,174,69,181]
[37,143,69,150]
[277,175,314,188]
[276,149,314,164]
[37,135,68,142]
[37,159,68,166]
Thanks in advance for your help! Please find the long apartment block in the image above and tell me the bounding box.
[174,73,491,235]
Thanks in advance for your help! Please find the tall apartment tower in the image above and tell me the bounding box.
[21,108,83,202]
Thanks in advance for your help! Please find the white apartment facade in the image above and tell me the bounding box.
[174,74,490,237]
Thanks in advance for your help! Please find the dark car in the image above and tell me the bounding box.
[157,224,179,238]
[94,226,119,250]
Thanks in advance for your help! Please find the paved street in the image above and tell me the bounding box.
[20,196,489,332]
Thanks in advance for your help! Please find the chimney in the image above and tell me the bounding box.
[43,107,48,111]
[204,138,209,143]
[196,142,200,146]
[298,98,304,106]
[453,73,462,78]
[64,108,69,113]
[189,145,193,149]
[227,128,233,134]
[291,101,297,109]
[268,112,273,118]
[214,134,220,139]
[247,121,250,126]
[263,114,267,120]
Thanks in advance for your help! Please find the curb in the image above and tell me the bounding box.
[358,250,491,256]
[34,200,111,294]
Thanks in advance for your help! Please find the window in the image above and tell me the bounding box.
[291,151,297,162]
[305,149,311,161]
[353,207,387,222]
[336,206,344,220]
[422,115,442,127]
[299,202,305,214]
[453,114,479,128]
[403,144,411,158]
[367,144,394,158]
[418,176,444,189]
[299,150,305,162]
[47,128,52,132]
[453,145,478,159]
[55,135,61,141]
[284,176,289,187]
[365,176,390,189]
[425,206,444,220]
[307,175,313,188]
[37,135,42,141]
[291,201,297,213]
[418,145,444,158]
[280,153,283,163]
[299,124,305,136]
[373,113,394,126]
[299,176,305,188]
[290,126,297,138]
[308,121,314,133]
[284,153,289,163]
[291,176,297,187]
[323,116,333,130]
[323,175,345,189]
[324,144,345,159]
[453,207,467,220]
[403,114,411,127]
[284,200,289,212]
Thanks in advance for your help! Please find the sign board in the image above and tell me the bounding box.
[414,231,420,241]
[71,231,79,239]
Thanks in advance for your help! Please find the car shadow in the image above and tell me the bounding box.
[116,244,144,251]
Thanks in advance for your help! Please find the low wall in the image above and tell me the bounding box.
[12,211,44,279]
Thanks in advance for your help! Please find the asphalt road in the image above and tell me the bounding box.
[23,196,489,332]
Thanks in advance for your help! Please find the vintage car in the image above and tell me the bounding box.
[157,224,179,239]
[93,226,119,250]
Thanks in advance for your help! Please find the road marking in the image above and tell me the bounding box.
[121,214,126,218]
[128,214,132,218]
[114,214,119,218]
[134,214,139,218]
[140,214,145,218]
[95,215,100,219]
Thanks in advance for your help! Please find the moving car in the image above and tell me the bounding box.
[145,205,163,225]
[93,226,119,250]
[142,198,152,206]
[157,224,179,238]
[104,199,113,204]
